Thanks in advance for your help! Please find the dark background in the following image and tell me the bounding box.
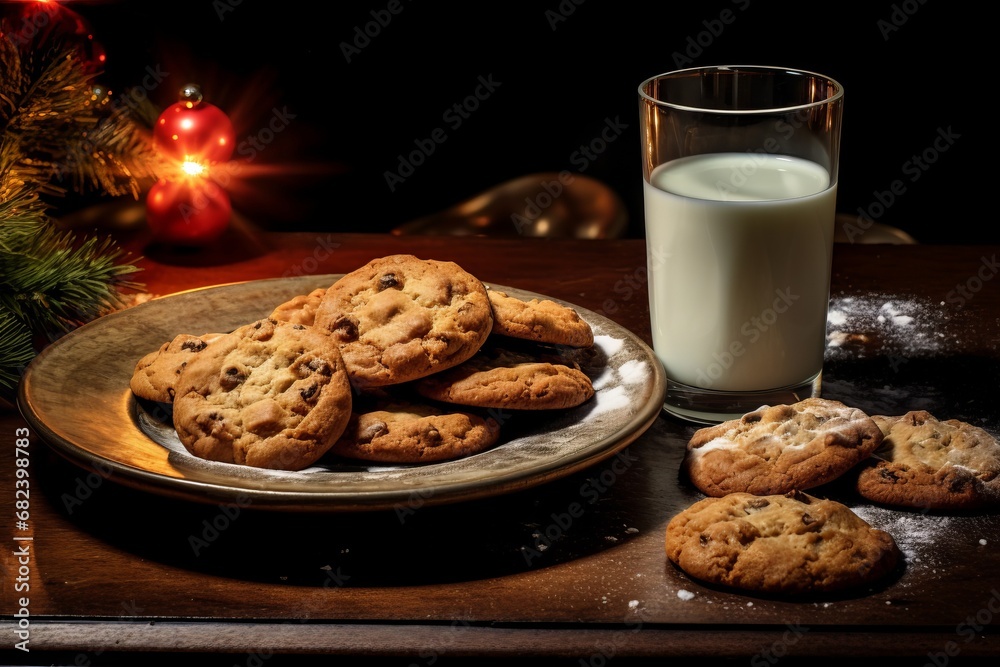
[14,0,994,244]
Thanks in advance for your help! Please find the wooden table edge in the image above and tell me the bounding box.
[5,619,997,658]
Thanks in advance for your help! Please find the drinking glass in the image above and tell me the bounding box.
[638,65,844,423]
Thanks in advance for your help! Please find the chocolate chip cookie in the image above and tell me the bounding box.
[487,289,594,348]
[172,318,352,470]
[665,491,900,595]
[130,332,225,403]
[330,399,501,464]
[682,397,883,496]
[413,343,594,410]
[856,411,1000,510]
[314,255,493,388]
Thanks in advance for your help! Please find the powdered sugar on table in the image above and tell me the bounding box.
[848,504,998,581]
[826,293,953,360]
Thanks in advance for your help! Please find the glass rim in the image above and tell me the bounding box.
[638,65,844,115]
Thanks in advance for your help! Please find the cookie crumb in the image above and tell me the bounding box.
[628,600,639,609]
[980,538,988,546]
[677,589,695,601]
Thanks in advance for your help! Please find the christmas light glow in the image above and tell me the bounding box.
[181,161,206,177]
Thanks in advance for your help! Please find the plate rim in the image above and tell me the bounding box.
[18,275,666,512]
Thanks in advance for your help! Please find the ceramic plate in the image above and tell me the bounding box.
[18,275,666,512]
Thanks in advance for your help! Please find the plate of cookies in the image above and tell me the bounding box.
[18,254,666,511]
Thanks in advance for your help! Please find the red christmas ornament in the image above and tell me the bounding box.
[146,178,232,246]
[7,1,106,74]
[154,84,235,164]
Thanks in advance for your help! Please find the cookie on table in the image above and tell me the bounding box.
[313,254,493,388]
[665,491,900,595]
[270,287,327,326]
[413,343,594,410]
[487,289,594,348]
[681,397,883,497]
[130,332,225,403]
[172,318,353,471]
[856,410,1000,510]
[330,400,501,464]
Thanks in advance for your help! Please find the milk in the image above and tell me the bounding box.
[643,152,836,392]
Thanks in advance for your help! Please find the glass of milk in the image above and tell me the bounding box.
[638,66,844,423]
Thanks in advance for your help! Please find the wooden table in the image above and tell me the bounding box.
[3,230,999,665]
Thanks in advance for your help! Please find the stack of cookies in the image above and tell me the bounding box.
[129,254,597,471]
[667,396,1000,596]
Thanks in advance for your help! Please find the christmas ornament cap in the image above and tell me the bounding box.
[179,83,204,108]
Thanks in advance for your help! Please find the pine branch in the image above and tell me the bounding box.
[0,11,153,394]
[57,98,169,198]
[1,32,167,199]
[0,149,50,252]
[0,191,142,391]
[1,138,143,334]
[1,226,141,331]
[0,32,22,121]
[0,309,34,392]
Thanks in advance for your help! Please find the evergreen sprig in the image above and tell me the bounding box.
[0,309,33,392]
[0,12,163,398]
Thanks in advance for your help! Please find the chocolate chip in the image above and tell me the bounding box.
[300,384,318,401]
[744,498,770,513]
[181,340,207,352]
[699,534,709,546]
[378,273,399,290]
[220,366,246,390]
[949,475,971,493]
[359,421,388,443]
[879,467,900,482]
[784,490,809,503]
[306,358,332,376]
[801,513,816,525]
[331,316,358,341]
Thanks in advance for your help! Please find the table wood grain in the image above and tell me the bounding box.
[2,228,999,663]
